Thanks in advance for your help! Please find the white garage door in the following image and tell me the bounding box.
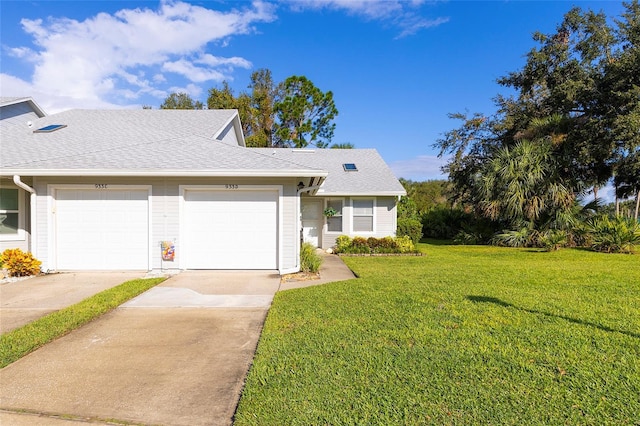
[55,188,149,270]
[183,189,278,269]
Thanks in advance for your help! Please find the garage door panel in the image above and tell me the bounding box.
[184,189,277,269]
[55,189,149,270]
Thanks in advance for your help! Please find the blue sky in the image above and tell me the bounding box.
[0,0,626,183]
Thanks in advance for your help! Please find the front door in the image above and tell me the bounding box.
[301,199,322,247]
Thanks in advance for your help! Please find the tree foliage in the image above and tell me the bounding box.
[399,179,450,214]
[205,70,338,148]
[274,76,338,148]
[160,92,204,110]
[436,1,640,226]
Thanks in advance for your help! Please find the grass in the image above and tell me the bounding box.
[235,242,640,425]
[0,277,165,368]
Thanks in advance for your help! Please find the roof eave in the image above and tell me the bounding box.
[0,169,328,178]
[1,97,47,117]
[314,190,407,197]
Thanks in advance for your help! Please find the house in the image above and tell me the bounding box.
[0,97,405,273]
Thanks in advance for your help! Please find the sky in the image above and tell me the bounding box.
[0,0,627,188]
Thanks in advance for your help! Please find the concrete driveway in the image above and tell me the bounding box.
[0,272,144,334]
[0,270,281,426]
[0,256,355,425]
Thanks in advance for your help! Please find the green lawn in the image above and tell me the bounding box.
[235,242,640,425]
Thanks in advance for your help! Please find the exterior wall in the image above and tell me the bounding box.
[0,102,42,128]
[313,196,398,249]
[32,176,300,273]
[0,182,31,253]
[216,121,239,145]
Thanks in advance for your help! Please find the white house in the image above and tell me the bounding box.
[0,97,406,273]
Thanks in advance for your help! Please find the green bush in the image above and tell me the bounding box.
[332,235,417,254]
[583,215,640,253]
[335,235,352,253]
[394,235,416,253]
[0,248,42,277]
[300,242,323,273]
[539,229,569,251]
[397,218,423,244]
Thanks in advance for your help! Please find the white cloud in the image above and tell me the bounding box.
[163,55,252,83]
[389,154,449,181]
[168,83,203,98]
[0,73,125,113]
[7,46,35,59]
[286,0,448,37]
[5,1,275,108]
[196,54,252,69]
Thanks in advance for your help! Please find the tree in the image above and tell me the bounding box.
[436,1,640,238]
[274,76,338,148]
[207,82,253,139]
[160,92,203,109]
[398,178,450,213]
[330,143,354,149]
[246,69,279,147]
[207,69,280,147]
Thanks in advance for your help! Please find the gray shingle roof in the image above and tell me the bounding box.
[1,107,404,195]
[0,109,324,177]
[252,148,406,196]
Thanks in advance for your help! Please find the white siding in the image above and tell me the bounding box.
[0,103,42,128]
[33,177,299,272]
[319,196,398,249]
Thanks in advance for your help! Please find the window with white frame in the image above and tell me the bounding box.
[0,188,21,239]
[352,198,374,232]
[325,199,343,232]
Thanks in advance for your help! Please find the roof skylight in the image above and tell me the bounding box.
[34,124,67,133]
[343,163,358,171]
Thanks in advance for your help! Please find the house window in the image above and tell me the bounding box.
[352,198,374,232]
[0,188,20,237]
[326,199,343,232]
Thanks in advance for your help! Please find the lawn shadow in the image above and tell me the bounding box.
[467,295,640,339]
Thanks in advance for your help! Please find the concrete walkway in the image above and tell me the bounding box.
[0,255,356,426]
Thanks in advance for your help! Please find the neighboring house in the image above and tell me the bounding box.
[0,97,405,273]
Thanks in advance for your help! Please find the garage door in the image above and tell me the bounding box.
[55,188,149,270]
[183,189,278,269]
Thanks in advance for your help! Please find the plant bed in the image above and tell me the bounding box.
[280,271,321,283]
[338,252,424,257]
[333,235,420,255]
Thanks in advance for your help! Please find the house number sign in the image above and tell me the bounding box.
[225,184,239,189]
[95,184,108,189]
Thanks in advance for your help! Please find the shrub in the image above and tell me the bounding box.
[373,236,397,253]
[332,235,417,254]
[397,218,423,244]
[335,235,352,253]
[394,236,416,253]
[0,249,42,277]
[491,227,537,248]
[300,242,323,273]
[350,237,372,254]
[539,230,569,251]
[583,216,640,254]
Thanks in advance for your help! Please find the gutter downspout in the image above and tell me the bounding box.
[13,176,37,259]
